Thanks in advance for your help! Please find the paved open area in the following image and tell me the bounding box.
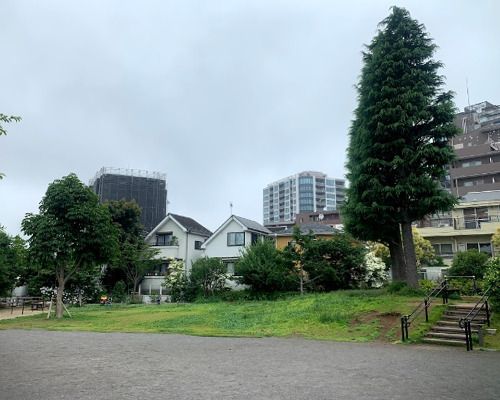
[0,330,499,400]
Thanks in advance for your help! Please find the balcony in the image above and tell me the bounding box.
[417,216,500,238]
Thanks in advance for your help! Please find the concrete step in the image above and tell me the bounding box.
[430,326,477,334]
[422,338,465,346]
[444,309,486,317]
[448,303,483,309]
[440,315,486,323]
[436,320,482,327]
[425,332,467,340]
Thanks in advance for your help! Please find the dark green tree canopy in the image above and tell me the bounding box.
[22,174,119,317]
[343,7,458,286]
[346,6,457,227]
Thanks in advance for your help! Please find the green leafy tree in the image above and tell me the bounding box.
[300,234,367,291]
[190,257,227,297]
[343,7,458,287]
[236,240,297,293]
[0,227,27,295]
[22,174,119,318]
[448,250,489,279]
[105,200,158,294]
[0,114,21,180]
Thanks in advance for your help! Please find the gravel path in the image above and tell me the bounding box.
[0,330,499,400]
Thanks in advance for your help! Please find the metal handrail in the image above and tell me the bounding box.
[401,280,449,341]
[459,286,492,351]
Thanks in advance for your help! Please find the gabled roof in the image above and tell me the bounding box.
[233,215,272,234]
[202,215,271,248]
[170,214,212,237]
[145,213,212,241]
[275,223,339,236]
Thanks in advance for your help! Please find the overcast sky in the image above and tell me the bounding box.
[1,0,499,236]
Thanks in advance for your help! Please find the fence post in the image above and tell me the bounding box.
[424,298,429,322]
[485,300,490,327]
[401,317,406,341]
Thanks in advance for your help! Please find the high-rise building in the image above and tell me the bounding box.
[263,171,345,226]
[90,167,167,234]
[449,101,500,196]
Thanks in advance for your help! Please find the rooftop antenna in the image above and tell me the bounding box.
[229,202,233,215]
[466,77,471,110]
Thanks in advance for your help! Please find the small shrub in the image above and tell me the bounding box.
[387,281,423,296]
[112,280,127,303]
[419,279,436,294]
[484,257,500,311]
[190,257,227,297]
[447,278,483,296]
[236,240,298,293]
[387,281,407,294]
[448,250,489,279]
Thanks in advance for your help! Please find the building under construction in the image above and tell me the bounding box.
[90,167,167,234]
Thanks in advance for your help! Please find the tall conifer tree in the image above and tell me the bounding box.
[343,7,458,287]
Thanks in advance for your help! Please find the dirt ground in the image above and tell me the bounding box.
[0,307,45,320]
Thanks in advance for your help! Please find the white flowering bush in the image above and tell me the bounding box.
[163,259,194,302]
[39,282,101,305]
[364,251,389,288]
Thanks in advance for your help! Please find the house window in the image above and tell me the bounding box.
[227,232,245,246]
[156,232,173,246]
[226,262,235,275]
[194,240,202,250]
[251,232,260,245]
[432,243,453,257]
[466,242,492,255]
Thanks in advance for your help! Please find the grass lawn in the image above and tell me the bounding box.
[0,290,438,343]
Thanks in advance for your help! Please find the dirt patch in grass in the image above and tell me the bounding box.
[351,311,401,342]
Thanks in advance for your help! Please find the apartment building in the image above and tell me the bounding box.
[450,101,500,196]
[416,191,500,263]
[263,171,345,227]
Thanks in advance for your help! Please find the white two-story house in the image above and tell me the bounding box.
[202,215,272,274]
[142,213,212,295]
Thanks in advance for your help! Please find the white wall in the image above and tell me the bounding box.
[203,219,247,259]
[146,217,209,273]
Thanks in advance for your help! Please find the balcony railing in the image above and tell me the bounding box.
[417,215,500,230]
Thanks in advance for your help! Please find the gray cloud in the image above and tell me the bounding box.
[1,0,499,235]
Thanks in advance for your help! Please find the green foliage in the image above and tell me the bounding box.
[0,114,21,136]
[236,240,298,293]
[418,279,436,294]
[484,257,500,311]
[21,174,119,317]
[387,281,424,296]
[301,234,367,291]
[190,257,227,297]
[343,7,458,285]
[164,259,196,302]
[0,227,27,295]
[0,114,21,180]
[105,200,158,293]
[447,278,483,296]
[448,250,489,279]
[112,280,128,303]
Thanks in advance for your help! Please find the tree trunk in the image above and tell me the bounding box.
[401,221,419,288]
[388,227,406,282]
[56,271,65,319]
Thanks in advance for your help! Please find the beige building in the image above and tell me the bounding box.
[416,191,500,265]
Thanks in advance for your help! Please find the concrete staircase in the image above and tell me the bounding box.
[423,303,488,347]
